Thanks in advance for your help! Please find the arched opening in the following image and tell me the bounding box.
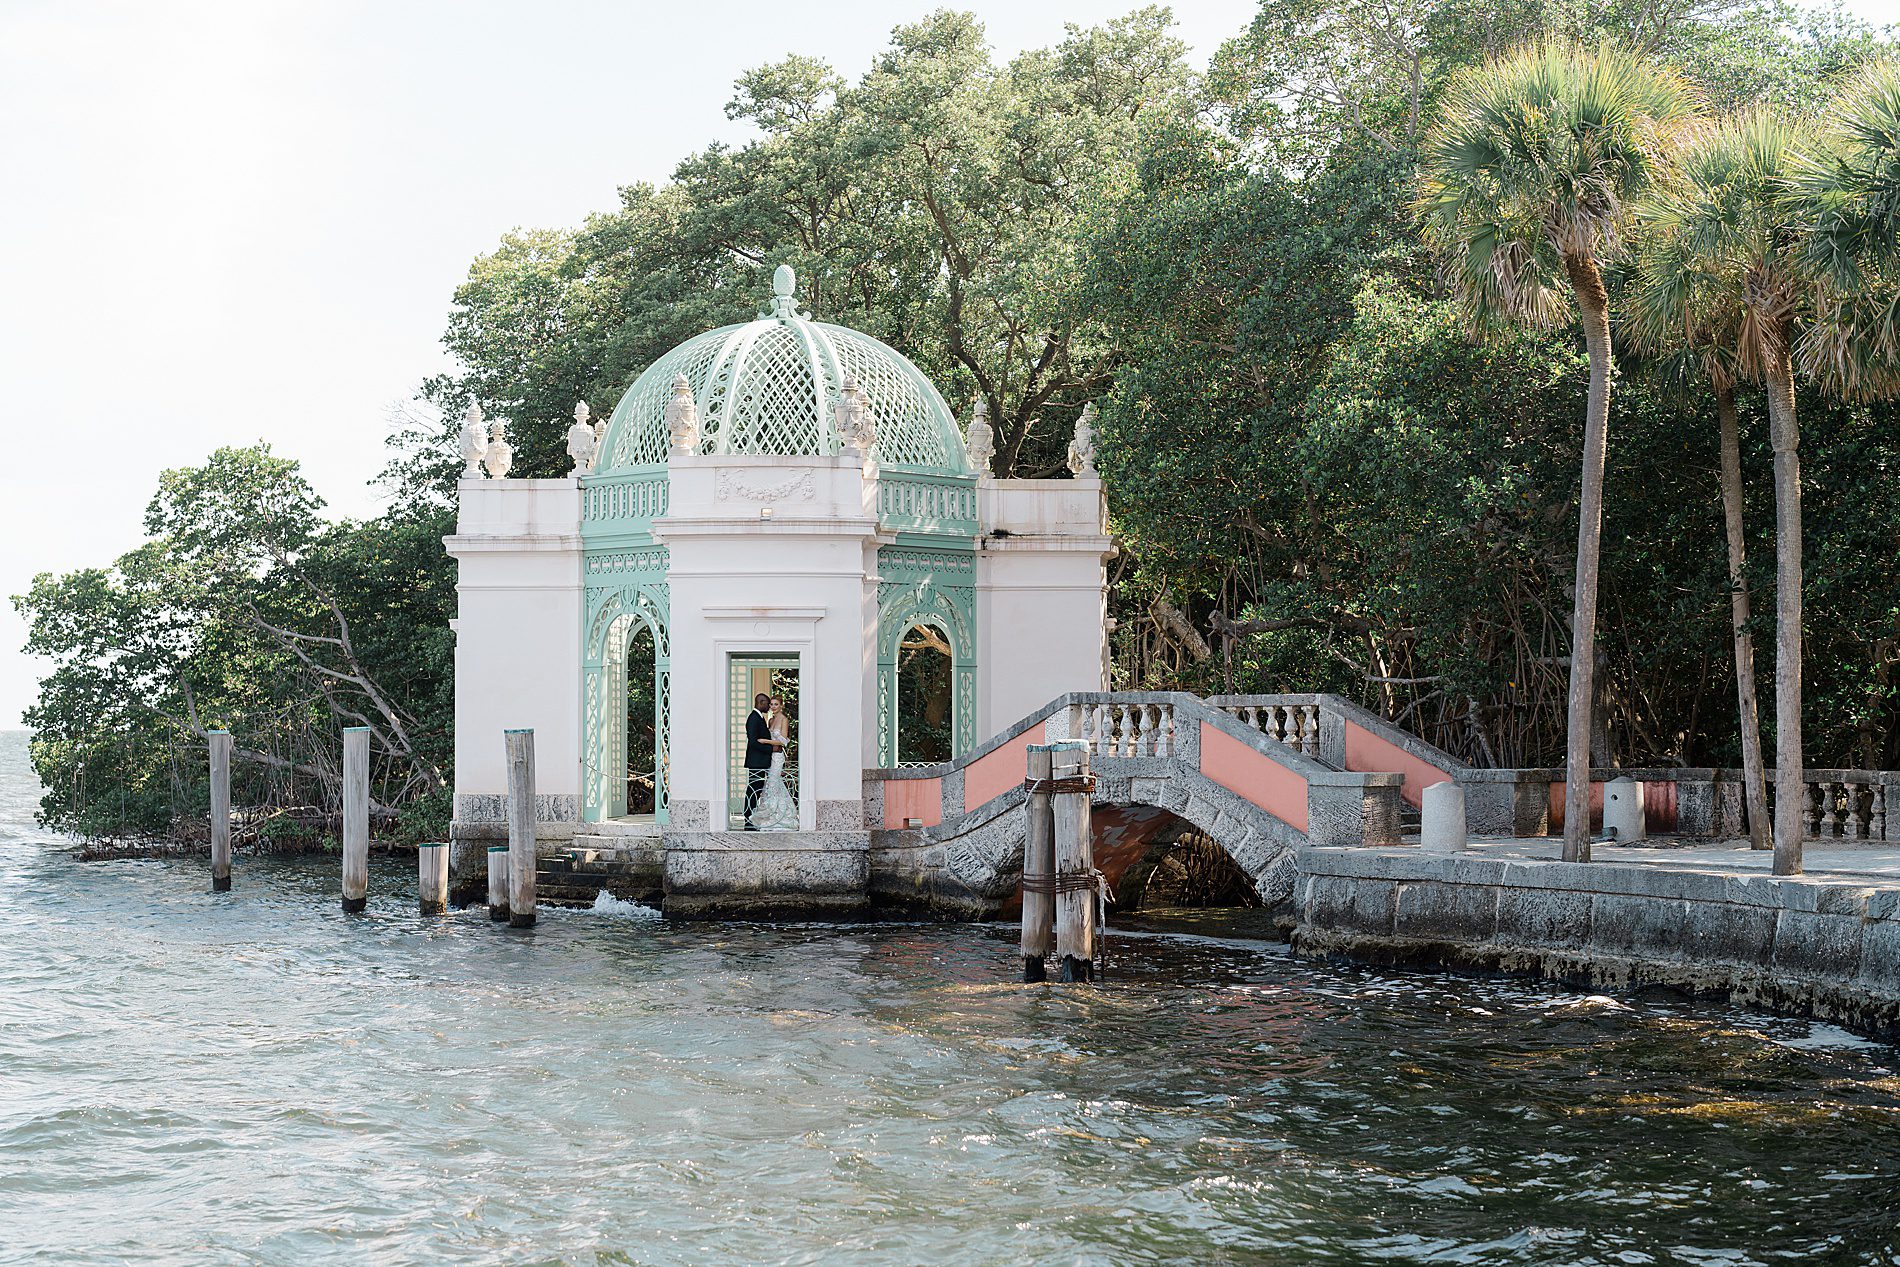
[896,620,953,767]
[623,621,659,817]
[1119,829,1261,910]
[586,599,668,824]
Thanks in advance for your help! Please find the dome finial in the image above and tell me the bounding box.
[768,263,801,318]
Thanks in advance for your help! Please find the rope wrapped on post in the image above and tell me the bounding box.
[1020,865,1113,981]
[1020,868,1106,896]
[1023,774,1096,796]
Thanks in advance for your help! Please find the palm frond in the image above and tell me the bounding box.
[1417,41,1700,329]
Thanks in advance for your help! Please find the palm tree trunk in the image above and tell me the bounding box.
[1562,254,1613,863]
[1764,344,1804,876]
[1714,383,1771,850]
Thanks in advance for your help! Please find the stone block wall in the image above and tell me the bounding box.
[1294,847,1900,1040]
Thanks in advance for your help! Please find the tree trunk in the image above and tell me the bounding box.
[1562,254,1614,863]
[1715,383,1772,851]
[1764,342,1804,876]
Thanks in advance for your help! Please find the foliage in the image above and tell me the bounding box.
[16,447,454,839]
[1089,0,1899,769]
[407,8,1191,482]
[20,1,1900,849]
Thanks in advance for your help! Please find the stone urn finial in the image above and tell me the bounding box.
[483,417,514,479]
[665,374,700,455]
[459,401,488,478]
[565,401,597,476]
[1067,401,1098,477]
[965,396,995,471]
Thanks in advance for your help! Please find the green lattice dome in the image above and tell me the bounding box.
[594,266,971,476]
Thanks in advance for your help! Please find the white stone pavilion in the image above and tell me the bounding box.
[445,266,1111,869]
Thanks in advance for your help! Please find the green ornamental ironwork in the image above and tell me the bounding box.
[579,266,982,819]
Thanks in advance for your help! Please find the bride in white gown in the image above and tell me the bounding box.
[754,696,797,831]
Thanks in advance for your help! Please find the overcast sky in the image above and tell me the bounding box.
[1,0,1896,728]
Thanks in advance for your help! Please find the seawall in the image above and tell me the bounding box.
[1293,847,1900,1041]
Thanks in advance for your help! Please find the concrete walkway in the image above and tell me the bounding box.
[1459,836,1900,884]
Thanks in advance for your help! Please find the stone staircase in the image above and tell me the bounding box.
[536,821,664,909]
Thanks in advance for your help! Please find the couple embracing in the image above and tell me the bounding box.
[742,693,795,830]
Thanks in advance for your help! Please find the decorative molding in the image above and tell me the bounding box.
[700,605,827,623]
[716,468,816,504]
[585,545,669,576]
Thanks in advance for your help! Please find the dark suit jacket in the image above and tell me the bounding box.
[745,710,774,769]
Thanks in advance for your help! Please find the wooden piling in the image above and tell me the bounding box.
[1051,742,1095,983]
[340,726,370,913]
[418,844,449,915]
[487,844,510,921]
[1021,745,1056,982]
[505,729,536,928]
[208,730,232,892]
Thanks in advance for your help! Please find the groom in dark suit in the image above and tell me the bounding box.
[743,692,772,830]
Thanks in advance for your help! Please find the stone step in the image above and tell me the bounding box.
[573,820,664,840]
[567,840,662,863]
[534,866,664,909]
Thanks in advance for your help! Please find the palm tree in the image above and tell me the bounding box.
[1795,60,1900,401]
[1627,114,1807,860]
[1418,43,1698,862]
[1785,60,1900,875]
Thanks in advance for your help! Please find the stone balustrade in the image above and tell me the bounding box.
[1466,766,1900,843]
[1207,698,1320,757]
[1072,699,1178,759]
[1772,772,1897,842]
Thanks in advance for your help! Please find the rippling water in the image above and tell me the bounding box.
[3,732,1899,1265]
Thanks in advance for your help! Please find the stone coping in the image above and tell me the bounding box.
[1211,693,1471,776]
[865,691,1339,789]
[1460,766,1900,784]
[1298,846,1900,916]
[663,830,871,852]
[1309,770,1404,789]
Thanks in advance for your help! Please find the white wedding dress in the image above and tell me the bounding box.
[754,720,797,831]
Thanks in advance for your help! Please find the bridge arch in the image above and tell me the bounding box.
[868,693,1414,920]
[924,776,1304,918]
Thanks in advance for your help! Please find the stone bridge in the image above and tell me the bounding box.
[863,692,1467,919]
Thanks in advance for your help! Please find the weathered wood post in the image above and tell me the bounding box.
[418,844,449,915]
[208,729,232,892]
[340,726,370,913]
[505,728,536,928]
[486,844,510,922]
[1021,744,1056,982]
[1051,741,1096,983]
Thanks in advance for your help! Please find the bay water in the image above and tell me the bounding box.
[1,731,1897,1265]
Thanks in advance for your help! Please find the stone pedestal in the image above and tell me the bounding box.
[1421,781,1467,853]
[1604,777,1646,843]
[662,830,872,919]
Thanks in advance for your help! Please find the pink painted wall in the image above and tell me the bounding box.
[1549,779,1678,834]
[881,777,943,829]
[1343,722,1454,808]
[964,728,1039,811]
[1200,722,1309,832]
